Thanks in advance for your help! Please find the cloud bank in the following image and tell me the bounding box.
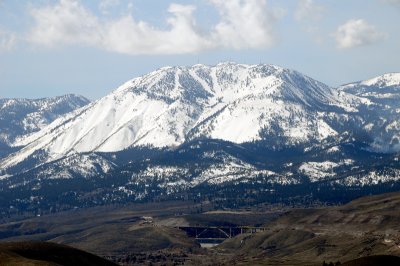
[27,0,280,55]
[334,19,386,49]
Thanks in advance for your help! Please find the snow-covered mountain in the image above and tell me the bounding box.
[1,63,364,169]
[0,94,90,146]
[0,63,399,213]
[339,73,400,153]
[0,94,90,161]
[339,72,400,109]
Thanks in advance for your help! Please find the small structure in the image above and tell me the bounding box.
[140,216,154,225]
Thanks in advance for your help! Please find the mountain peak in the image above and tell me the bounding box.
[0,63,355,170]
[361,72,400,87]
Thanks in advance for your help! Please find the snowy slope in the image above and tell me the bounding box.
[340,73,400,103]
[339,72,400,153]
[1,63,359,170]
[360,73,400,87]
[0,94,90,146]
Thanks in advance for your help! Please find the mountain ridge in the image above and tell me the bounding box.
[0,63,399,213]
[0,94,90,160]
[1,63,365,170]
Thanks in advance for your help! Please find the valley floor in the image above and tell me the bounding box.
[1,192,400,265]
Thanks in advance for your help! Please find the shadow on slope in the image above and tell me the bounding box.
[341,255,400,266]
[0,241,116,266]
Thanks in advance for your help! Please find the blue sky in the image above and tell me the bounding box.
[0,0,399,100]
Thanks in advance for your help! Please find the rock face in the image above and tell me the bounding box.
[0,63,399,212]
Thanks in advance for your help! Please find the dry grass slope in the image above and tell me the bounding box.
[214,192,400,265]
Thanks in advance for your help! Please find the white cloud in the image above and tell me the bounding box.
[29,0,101,47]
[27,0,281,55]
[334,19,386,49]
[101,3,212,54]
[0,28,16,52]
[294,0,324,21]
[210,0,281,49]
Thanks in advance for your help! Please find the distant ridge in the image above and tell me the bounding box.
[0,94,90,146]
